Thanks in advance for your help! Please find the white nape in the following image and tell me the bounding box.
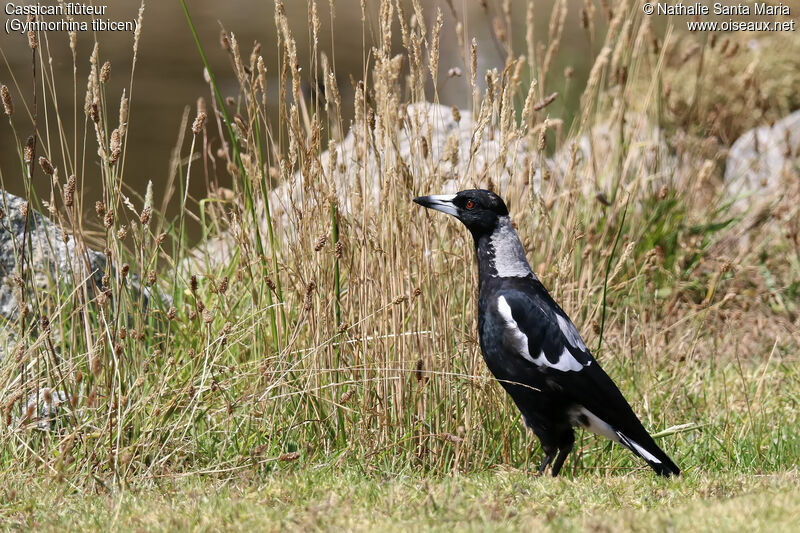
[489,217,534,278]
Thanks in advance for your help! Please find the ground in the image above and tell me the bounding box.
[3,468,799,531]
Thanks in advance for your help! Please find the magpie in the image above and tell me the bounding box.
[414,189,680,477]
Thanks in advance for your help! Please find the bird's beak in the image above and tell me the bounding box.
[413,194,459,217]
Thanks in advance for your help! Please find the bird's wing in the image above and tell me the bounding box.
[495,285,679,474]
[494,284,595,374]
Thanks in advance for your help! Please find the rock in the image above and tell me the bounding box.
[20,388,71,431]
[270,102,543,223]
[725,110,800,210]
[550,113,691,198]
[189,102,545,269]
[0,190,106,327]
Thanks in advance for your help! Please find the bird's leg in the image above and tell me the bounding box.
[550,447,572,477]
[550,429,575,477]
[537,450,556,476]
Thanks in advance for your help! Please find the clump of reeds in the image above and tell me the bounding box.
[0,0,797,490]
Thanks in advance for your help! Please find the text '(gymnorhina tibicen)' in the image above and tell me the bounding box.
[414,189,680,477]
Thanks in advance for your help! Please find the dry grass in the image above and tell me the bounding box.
[0,0,797,505]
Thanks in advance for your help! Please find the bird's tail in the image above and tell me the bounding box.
[616,431,680,477]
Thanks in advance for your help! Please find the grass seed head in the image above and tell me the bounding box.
[91,349,103,376]
[220,29,231,52]
[470,38,478,88]
[303,281,316,311]
[64,175,76,207]
[23,402,35,422]
[415,358,426,382]
[192,112,207,135]
[109,128,121,164]
[119,92,129,136]
[27,17,38,50]
[279,452,301,462]
[100,61,111,83]
[492,16,507,46]
[538,125,547,152]
[24,136,35,164]
[339,389,354,404]
[534,92,559,111]
[1,85,12,116]
[90,100,100,123]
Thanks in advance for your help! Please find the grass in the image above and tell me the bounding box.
[2,469,799,531]
[0,0,799,530]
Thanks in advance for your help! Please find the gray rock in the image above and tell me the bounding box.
[189,102,545,269]
[549,113,692,198]
[270,102,543,223]
[725,110,800,210]
[20,388,71,431]
[0,190,106,325]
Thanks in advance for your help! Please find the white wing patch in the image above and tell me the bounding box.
[497,296,586,372]
[547,347,585,372]
[556,313,588,351]
[496,296,537,365]
[618,434,663,464]
[569,406,621,443]
[569,406,663,465]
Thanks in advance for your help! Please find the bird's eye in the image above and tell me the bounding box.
[465,200,475,210]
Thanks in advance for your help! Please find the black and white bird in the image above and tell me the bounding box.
[414,189,680,477]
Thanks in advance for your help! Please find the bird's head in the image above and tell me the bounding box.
[414,189,509,237]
